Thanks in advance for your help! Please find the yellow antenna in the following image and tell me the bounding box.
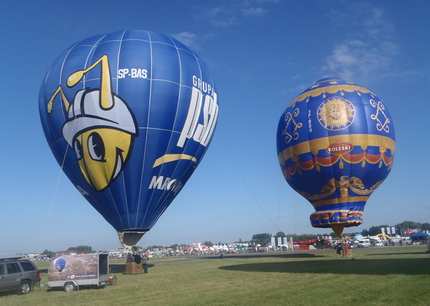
[47,86,71,113]
[66,55,114,110]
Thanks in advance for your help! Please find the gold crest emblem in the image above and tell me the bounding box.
[317,98,355,130]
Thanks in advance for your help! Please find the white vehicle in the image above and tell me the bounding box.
[369,236,383,246]
[354,238,371,248]
[373,241,385,247]
[389,235,402,244]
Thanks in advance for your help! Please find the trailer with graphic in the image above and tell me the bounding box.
[48,253,109,292]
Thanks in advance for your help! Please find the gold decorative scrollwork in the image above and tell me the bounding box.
[369,98,390,133]
[299,176,381,201]
[282,107,303,144]
[291,84,372,104]
[278,134,395,166]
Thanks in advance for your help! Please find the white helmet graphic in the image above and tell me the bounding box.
[62,89,136,146]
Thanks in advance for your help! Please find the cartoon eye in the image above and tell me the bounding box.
[88,132,105,161]
[73,138,83,160]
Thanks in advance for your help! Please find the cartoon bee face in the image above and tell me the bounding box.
[47,55,137,191]
[61,89,137,191]
[73,128,133,191]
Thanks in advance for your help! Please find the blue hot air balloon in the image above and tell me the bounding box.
[54,257,66,272]
[39,30,219,246]
[277,78,395,236]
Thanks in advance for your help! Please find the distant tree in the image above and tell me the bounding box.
[361,229,369,236]
[276,231,286,237]
[251,233,272,246]
[66,245,93,254]
[367,227,380,236]
[41,249,55,258]
[367,225,389,236]
[421,223,430,231]
[360,221,430,236]
[203,241,214,247]
[396,221,421,233]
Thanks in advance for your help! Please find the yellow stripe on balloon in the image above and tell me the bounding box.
[292,84,373,103]
[153,154,197,168]
[312,209,364,214]
[278,134,395,165]
[312,196,369,207]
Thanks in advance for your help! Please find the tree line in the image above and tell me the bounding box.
[40,220,429,255]
[250,221,430,247]
[361,221,430,236]
[41,245,93,258]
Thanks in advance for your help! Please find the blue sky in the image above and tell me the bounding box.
[0,0,429,255]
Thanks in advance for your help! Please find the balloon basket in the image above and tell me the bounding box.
[339,236,352,257]
[334,231,352,257]
[124,262,144,274]
[342,242,351,257]
[124,251,149,274]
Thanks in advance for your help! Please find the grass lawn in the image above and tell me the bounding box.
[1,246,429,306]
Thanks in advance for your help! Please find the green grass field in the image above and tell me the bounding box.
[1,246,429,306]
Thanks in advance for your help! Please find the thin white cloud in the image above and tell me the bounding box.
[172,32,199,50]
[206,7,237,28]
[254,0,280,3]
[323,6,398,81]
[241,7,267,16]
[203,1,278,28]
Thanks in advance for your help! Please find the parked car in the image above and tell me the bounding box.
[353,239,371,248]
[0,257,41,294]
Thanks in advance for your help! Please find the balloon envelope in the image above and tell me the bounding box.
[39,30,219,245]
[277,78,395,235]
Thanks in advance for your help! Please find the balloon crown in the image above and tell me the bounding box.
[311,77,349,88]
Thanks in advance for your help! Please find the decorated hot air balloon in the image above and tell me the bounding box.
[39,30,219,247]
[277,78,395,236]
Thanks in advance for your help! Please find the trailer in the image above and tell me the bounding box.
[48,253,108,292]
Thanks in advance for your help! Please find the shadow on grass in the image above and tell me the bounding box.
[109,263,154,273]
[0,284,43,297]
[219,258,430,275]
[0,291,20,297]
[365,251,428,256]
[46,285,111,293]
[205,253,322,260]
